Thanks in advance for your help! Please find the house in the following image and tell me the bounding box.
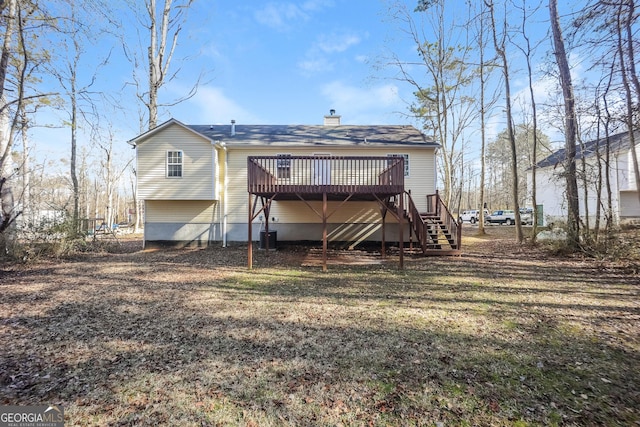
[129,112,461,267]
[528,130,640,226]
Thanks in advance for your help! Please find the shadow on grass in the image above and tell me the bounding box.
[1,243,638,426]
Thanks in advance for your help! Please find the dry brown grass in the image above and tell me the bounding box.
[1,226,638,426]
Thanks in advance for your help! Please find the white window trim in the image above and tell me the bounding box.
[387,153,409,177]
[166,150,183,178]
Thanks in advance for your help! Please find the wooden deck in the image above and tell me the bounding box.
[247,155,405,200]
[246,155,461,270]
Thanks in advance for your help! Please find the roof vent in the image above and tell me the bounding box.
[231,119,236,136]
[323,110,341,126]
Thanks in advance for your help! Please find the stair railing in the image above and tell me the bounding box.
[426,191,462,250]
[401,191,429,252]
[393,190,462,252]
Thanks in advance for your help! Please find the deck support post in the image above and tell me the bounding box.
[380,205,387,258]
[262,198,271,253]
[322,191,328,272]
[399,191,404,269]
[248,193,253,269]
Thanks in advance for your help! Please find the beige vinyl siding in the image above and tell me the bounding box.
[146,200,217,223]
[224,146,436,225]
[620,191,640,217]
[269,200,384,224]
[137,124,216,200]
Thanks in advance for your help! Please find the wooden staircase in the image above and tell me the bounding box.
[394,191,462,256]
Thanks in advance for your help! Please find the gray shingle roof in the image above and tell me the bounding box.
[535,130,639,168]
[187,124,437,147]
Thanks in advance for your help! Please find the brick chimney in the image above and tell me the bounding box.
[323,109,341,126]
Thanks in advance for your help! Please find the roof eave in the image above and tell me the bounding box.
[129,118,215,147]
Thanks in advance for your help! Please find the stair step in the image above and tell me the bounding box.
[402,197,461,256]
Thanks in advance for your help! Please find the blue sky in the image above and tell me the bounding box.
[166,1,412,127]
[31,0,582,167]
[34,0,417,164]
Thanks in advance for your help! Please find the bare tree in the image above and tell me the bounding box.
[615,1,640,208]
[0,1,63,245]
[512,0,544,239]
[0,0,38,239]
[126,0,197,131]
[470,0,501,234]
[96,126,132,230]
[571,0,640,232]
[385,0,478,207]
[599,64,617,232]
[0,0,19,239]
[46,0,116,235]
[485,0,523,242]
[549,0,580,248]
[0,0,16,103]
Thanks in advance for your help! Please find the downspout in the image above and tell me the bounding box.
[434,146,439,194]
[224,145,228,247]
[128,139,144,249]
[216,141,228,247]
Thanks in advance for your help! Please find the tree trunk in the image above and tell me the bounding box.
[602,75,615,231]
[147,0,176,130]
[578,133,591,239]
[519,1,540,240]
[70,78,79,235]
[618,1,640,208]
[478,2,488,234]
[0,98,13,237]
[549,0,580,248]
[594,120,602,237]
[0,0,16,103]
[0,0,22,241]
[20,110,30,226]
[487,0,523,242]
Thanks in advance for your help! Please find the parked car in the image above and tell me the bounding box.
[460,209,490,224]
[519,208,534,225]
[485,210,516,225]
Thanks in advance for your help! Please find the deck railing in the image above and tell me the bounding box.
[247,155,405,195]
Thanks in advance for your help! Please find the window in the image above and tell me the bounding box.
[388,153,409,177]
[167,151,183,178]
[277,154,291,179]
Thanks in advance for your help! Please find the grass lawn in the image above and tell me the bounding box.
[1,226,639,426]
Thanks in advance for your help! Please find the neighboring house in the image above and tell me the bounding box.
[528,130,640,226]
[129,112,460,264]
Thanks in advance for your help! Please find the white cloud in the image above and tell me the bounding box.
[253,0,335,31]
[301,0,335,12]
[298,31,363,75]
[201,41,224,60]
[172,85,263,124]
[298,57,334,74]
[254,3,309,31]
[317,32,361,53]
[320,81,404,123]
[322,81,399,108]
